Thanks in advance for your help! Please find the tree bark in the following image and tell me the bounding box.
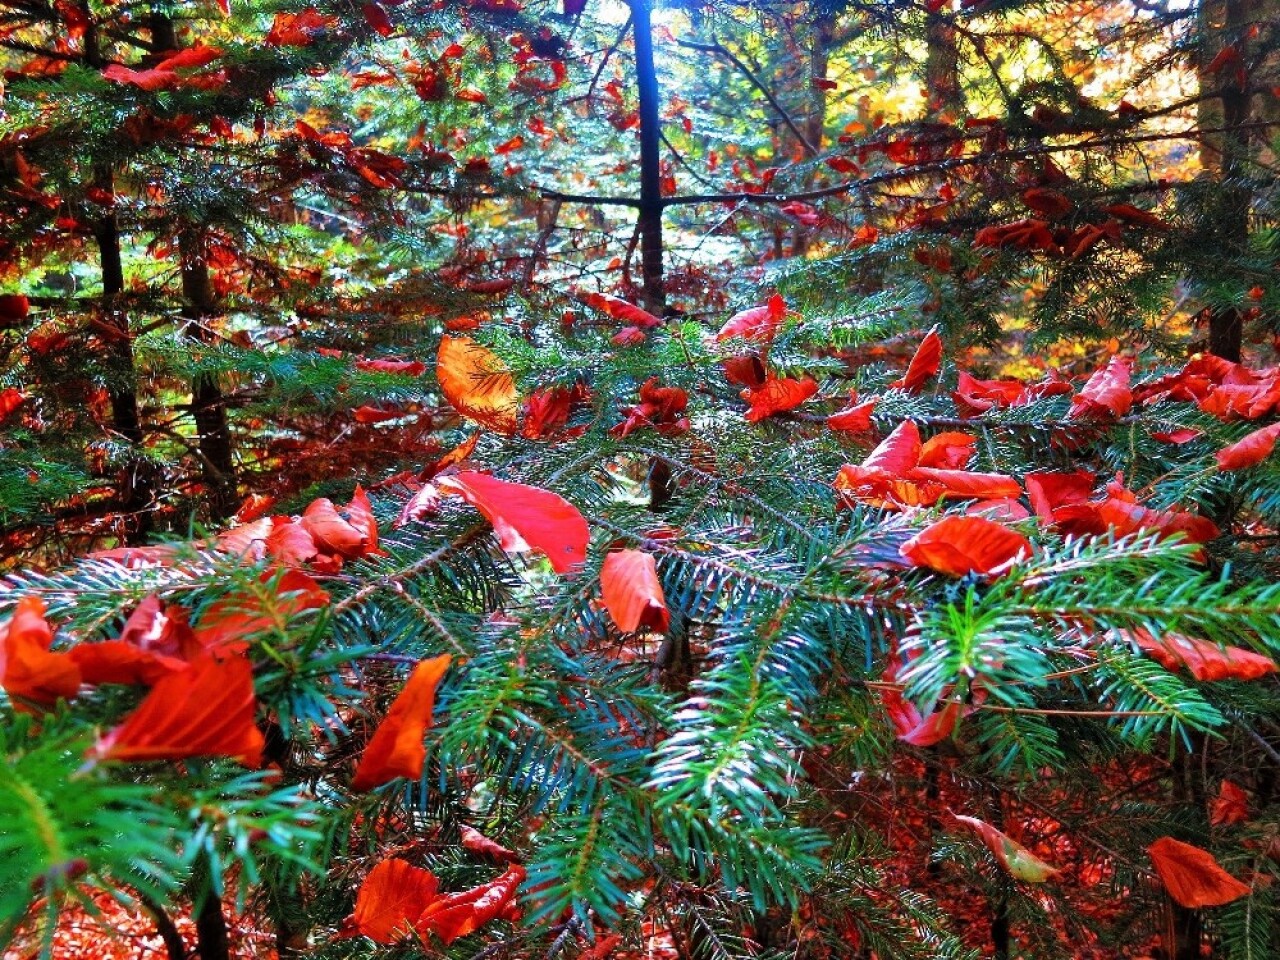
[1198,0,1254,362]
[631,0,665,315]
[925,10,963,118]
[85,10,154,542]
[180,230,239,520]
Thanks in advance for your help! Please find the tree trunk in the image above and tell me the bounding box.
[925,10,963,118]
[180,230,239,520]
[1197,0,1254,362]
[85,12,154,542]
[631,0,665,315]
[792,12,835,258]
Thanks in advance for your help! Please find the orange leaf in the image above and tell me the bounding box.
[952,814,1060,883]
[437,472,589,573]
[437,335,519,434]
[89,654,264,765]
[864,419,923,475]
[0,596,81,708]
[1147,837,1250,908]
[265,8,337,46]
[890,328,942,393]
[351,654,452,792]
[918,432,976,469]
[301,497,369,560]
[1215,422,1280,471]
[900,516,1031,577]
[349,859,440,943]
[194,569,329,657]
[1129,629,1277,682]
[742,375,818,422]
[600,549,669,633]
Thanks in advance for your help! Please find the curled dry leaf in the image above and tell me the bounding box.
[1147,837,1250,908]
[952,814,1061,883]
[351,654,452,792]
[600,549,669,633]
[437,335,519,434]
[437,471,589,574]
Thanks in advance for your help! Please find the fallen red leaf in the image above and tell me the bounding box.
[0,596,81,708]
[437,472,589,574]
[437,335,520,434]
[1210,781,1250,827]
[1147,837,1250,908]
[1128,629,1277,682]
[89,654,264,765]
[890,328,942,393]
[351,654,452,792]
[900,516,1031,577]
[742,375,818,422]
[600,549,669,633]
[1215,422,1280,471]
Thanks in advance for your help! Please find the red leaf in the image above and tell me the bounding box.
[0,596,81,708]
[356,357,426,376]
[1105,203,1171,230]
[1210,781,1250,827]
[353,404,403,424]
[1153,428,1202,444]
[68,641,186,687]
[880,656,960,746]
[1070,357,1132,419]
[600,549,669,633]
[461,826,521,863]
[918,431,976,469]
[351,654,452,792]
[1129,629,1277,682]
[900,516,1031,577]
[349,859,440,943]
[0,294,30,323]
[1215,422,1280,471]
[742,375,818,422]
[905,467,1022,501]
[611,377,689,438]
[101,64,181,91]
[89,654,264,765]
[301,497,368,560]
[195,569,329,656]
[362,2,394,36]
[1021,187,1073,218]
[827,396,877,433]
[864,420,922,475]
[154,45,224,72]
[416,864,525,944]
[580,292,662,328]
[437,335,520,434]
[890,328,943,393]
[952,814,1061,883]
[722,354,768,388]
[116,596,202,661]
[0,387,26,422]
[716,294,788,343]
[1025,470,1095,522]
[437,472,589,574]
[1147,837,1250,908]
[521,385,581,440]
[265,8,337,46]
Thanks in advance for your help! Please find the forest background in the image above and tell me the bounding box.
[2,0,1280,959]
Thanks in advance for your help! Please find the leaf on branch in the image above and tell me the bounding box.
[1124,629,1277,682]
[1210,781,1250,827]
[716,294,788,343]
[1215,422,1280,471]
[952,814,1061,883]
[1069,356,1132,420]
[1147,837,1250,908]
[900,516,1031,577]
[579,292,662,329]
[437,472,589,573]
[742,375,818,422]
[437,335,520,434]
[461,826,521,863]
[351,654,452,792]
[600,549,669,633]
[0,596,81,709]
[89,654,264,766]
[890,327,942,393]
